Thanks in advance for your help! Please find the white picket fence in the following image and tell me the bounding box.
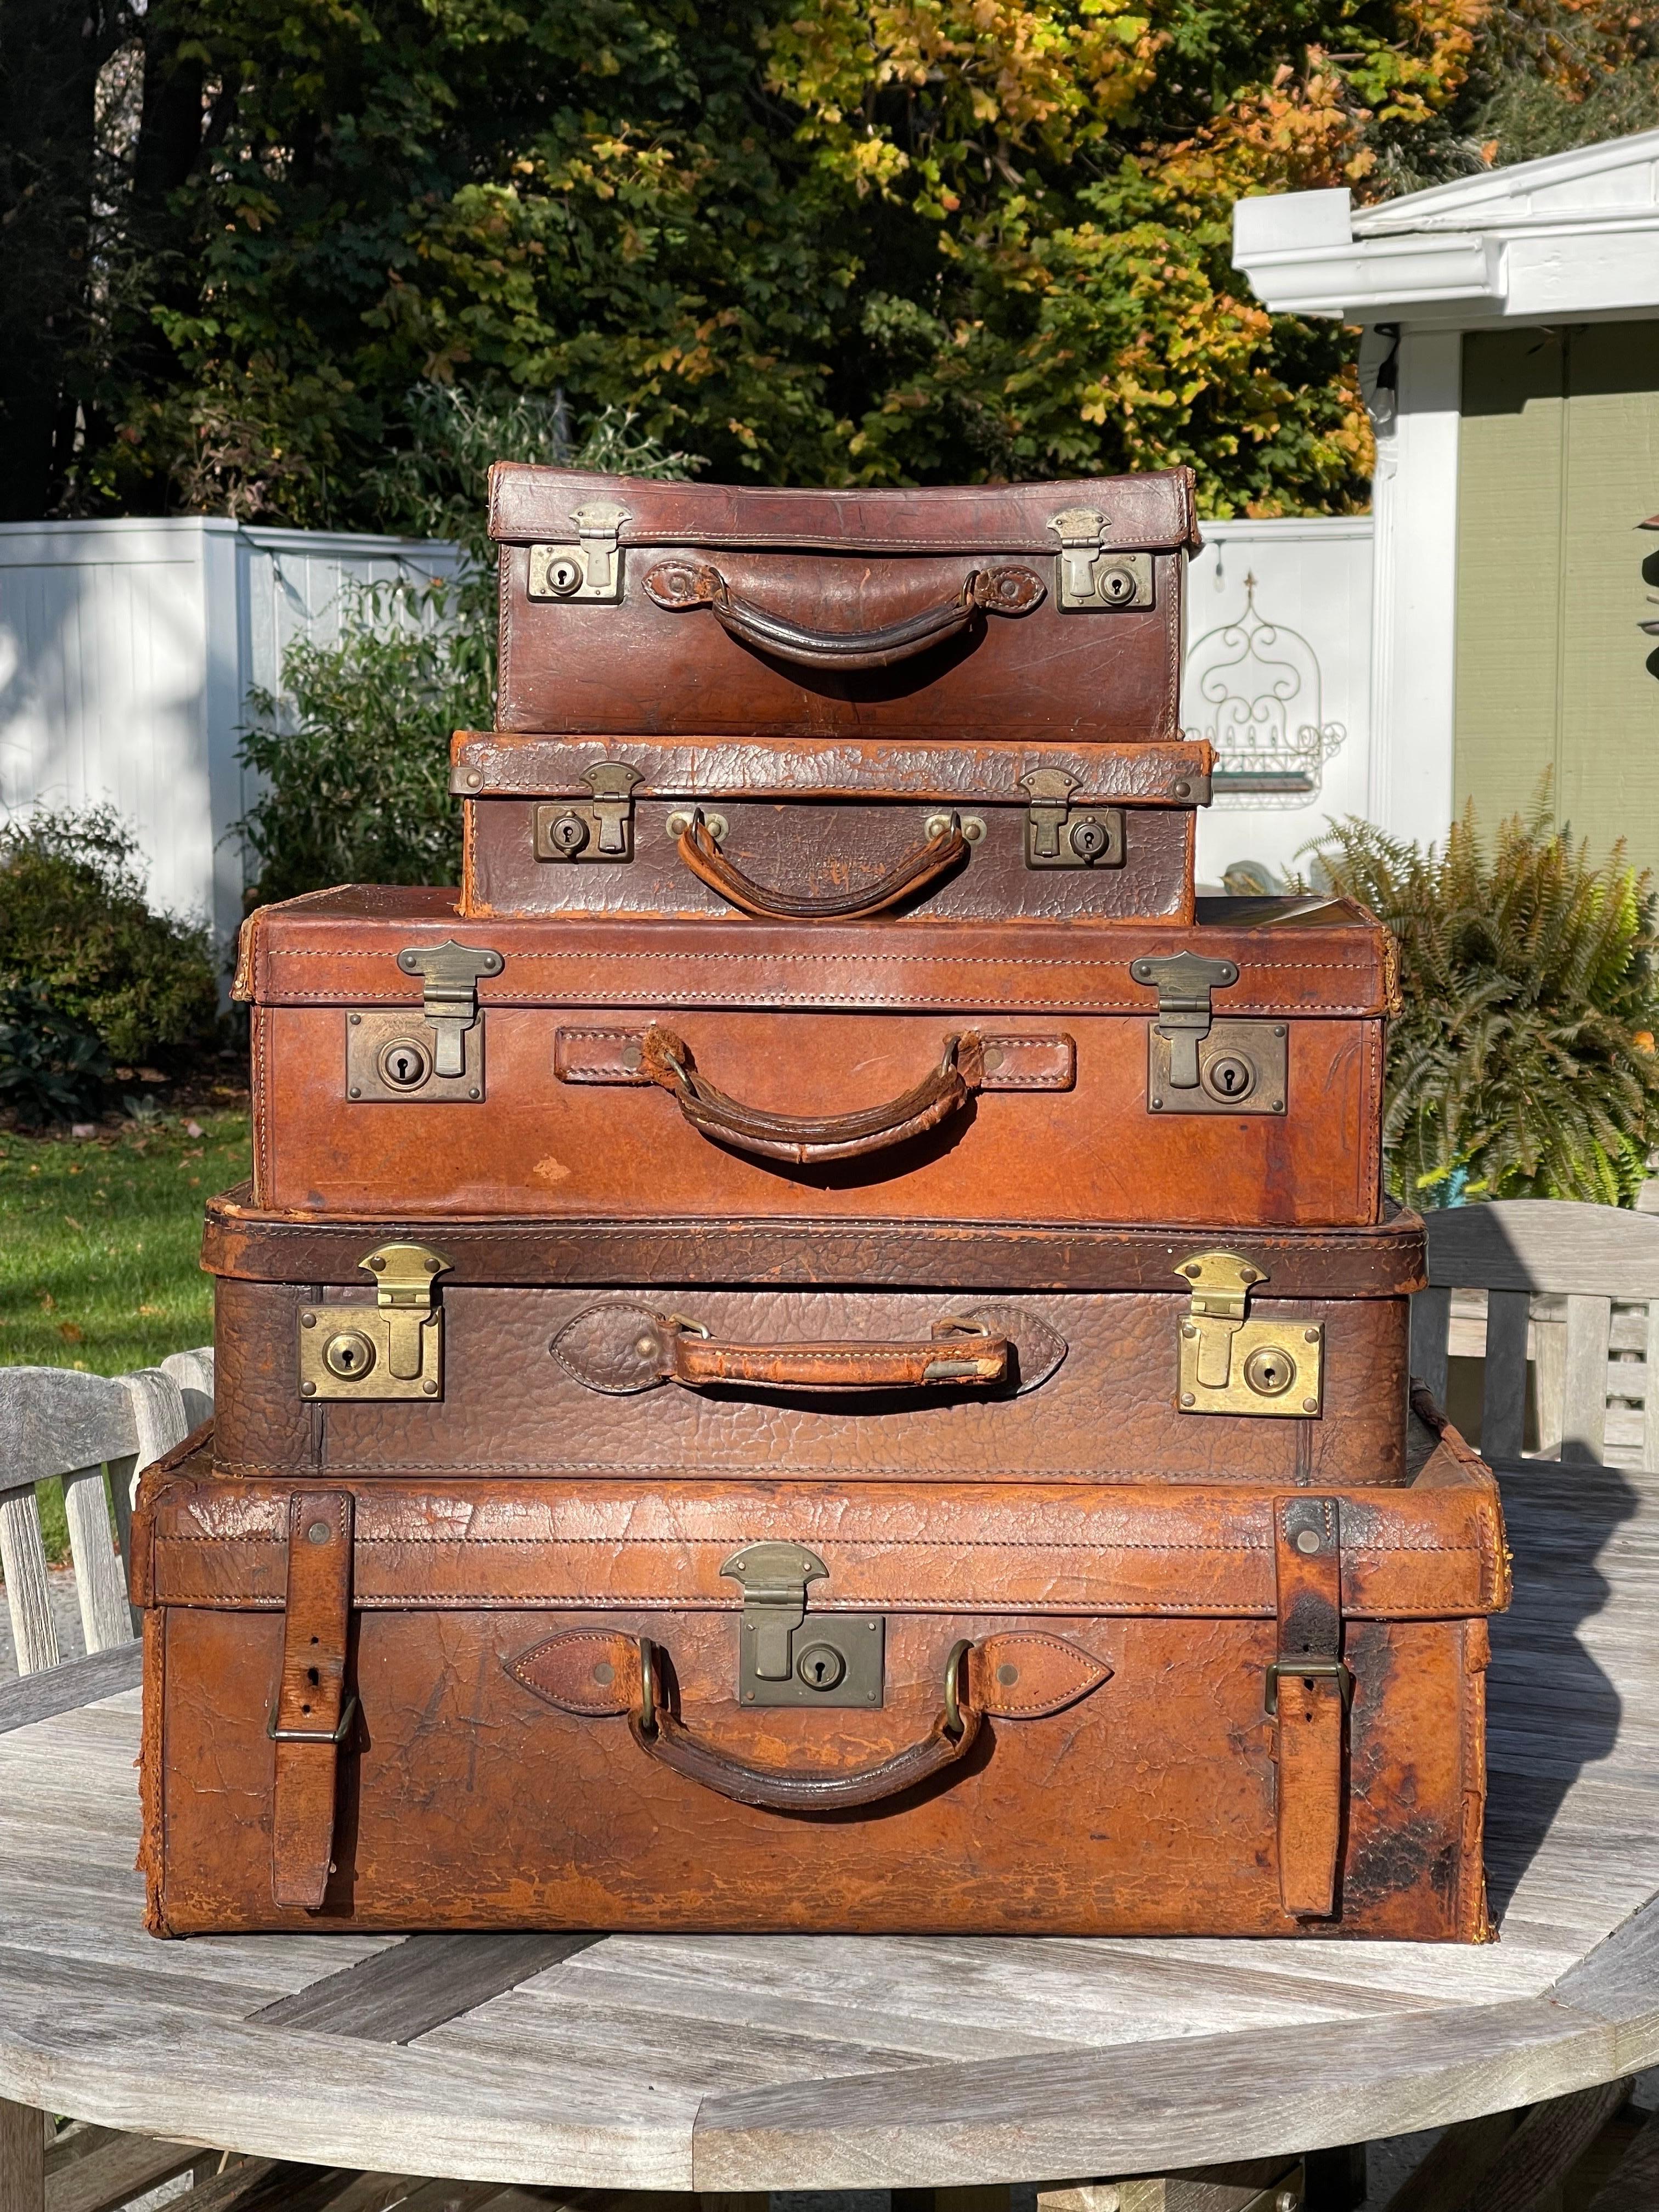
[0,511,1370,935]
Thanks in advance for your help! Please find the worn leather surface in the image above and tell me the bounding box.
[449,733,1214,803]
[269,1489,353,1911]
[461,796,1195,924]
[203,1187,1429,1296]
[238,891,1390,1226]
[488,467,1197,741]
[137,1430,1504,1938]
[212,1278,1411,1483]
[1272,1496,1346,1918]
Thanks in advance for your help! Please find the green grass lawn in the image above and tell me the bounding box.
[0,1105,251,1559]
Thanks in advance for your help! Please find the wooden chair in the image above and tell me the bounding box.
[1411,1200,1659,1466]
[0,1349,212,1675]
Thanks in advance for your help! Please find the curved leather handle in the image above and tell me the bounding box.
[662,1316,1008,1392]
[639,1026,984,1165]
[676,809,970,922]
[642,561,1046,672]
[630,1639,979,1813]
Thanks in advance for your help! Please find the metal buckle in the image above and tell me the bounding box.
[267,1694,359,1745]
[1264,1659,1353,1719]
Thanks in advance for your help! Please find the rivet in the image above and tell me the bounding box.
[1180,1391,1195,1407]
[348,1086,361,1099]
[467,1086,481,1099]
[1274,1025,1286,1038]
[301,1312,316,1328]
[981,1046,1004,1073]
[1150,1096,1163,1110]
[997,1663,1019,1686]
[369,1255,386,1271]
[592,1660,614,1685]
[635,1335,658,1358]
[422,1379,439,1396]
[466,771,482,789]
[1173,780,1189,798]
[1182,1324,1198,1339]
[744,1691,755,1702]
[426,1257,440,1272]
[349,1014,362,1026]
[1271,1099,1285,1112]
[1240,1267,1257,1282]
[1302,1396,1319,1412]
[306,1521,331,1545]
[301,1381,317,1397]
[1295,1528,1320,1555]
[1305,1328,1319,1343]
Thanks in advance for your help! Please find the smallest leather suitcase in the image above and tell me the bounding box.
[454,733,1211,924]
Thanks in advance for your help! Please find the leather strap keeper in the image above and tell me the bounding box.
[1271,1495,1348,1919]
[271,1489,355,1912]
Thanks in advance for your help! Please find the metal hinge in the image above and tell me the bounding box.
[298,1243,452,1402]
[722,1541,884,1708]
[394,941,502,1076]
[526,500,630,602]
[1130,951,1239,1090]
[1047,507,1154,611]
[534,763,643,863]
[1019,768,1124,870]
[1174,1250,1323,1418]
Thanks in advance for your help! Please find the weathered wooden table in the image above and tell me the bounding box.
[1,1458,1655,2205]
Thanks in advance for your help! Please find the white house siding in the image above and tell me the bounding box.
[0,518,458,953]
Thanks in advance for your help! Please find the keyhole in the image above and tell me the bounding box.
[549,811,589,855]
[1243,1344,1296,1398]
[323,1328,377,1381]
[1202,1052,1256,1103]
[1100,566,1136,603]
[376,1036,431,1091]
[1068,816,1110,864]
[794,1641,845,1692]
[546,557,583,596]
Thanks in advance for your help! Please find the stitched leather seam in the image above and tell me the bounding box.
[156,1528,1489,1559]
[259,948,1379,977]
[151,1594,1464,1617]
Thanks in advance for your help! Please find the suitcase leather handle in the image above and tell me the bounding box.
[676,808,971,921]
[638,1025,983,1165]
[642,560,1046,672]
[630,1638,980,1812]
[665,1314,1006,1391]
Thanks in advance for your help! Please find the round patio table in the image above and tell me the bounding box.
[1,1455,1655,2200]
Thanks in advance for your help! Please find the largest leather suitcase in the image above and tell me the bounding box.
[489,466,1199,741]
[235,889,1395,1227]
[204,1192,1425,1487]
[133,1406,1506,1937]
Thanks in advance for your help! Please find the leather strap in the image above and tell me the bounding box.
[1271,1495,1347,1918]
[676,808,971,921]
[641,561,1045,670]
[271,1489,354,1912]
[659,1316,1007,1392]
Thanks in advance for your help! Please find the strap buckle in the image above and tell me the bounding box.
[268,1694,359,1745]
[1264,1658,1352,1720]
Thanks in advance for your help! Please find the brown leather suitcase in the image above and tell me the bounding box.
[454,734,1211,924]
[489,467,1200,742]
[235,890,1396,1228]
[133,1404,1506,1937]
[204,1192,1425,1487]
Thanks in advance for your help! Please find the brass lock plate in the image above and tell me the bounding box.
[1178,1315,1324,1417]
[1026,805,1124,870]
[1058,548,1153,612]
[1148,1019,1287,1114]
[737,1615,885,1709]
[526,503,630,603]
[298,1243,450,1402]
[346,1012,483,1103]
[533,765,642,864]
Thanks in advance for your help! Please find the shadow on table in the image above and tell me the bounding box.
[1481,1458,1639,1923]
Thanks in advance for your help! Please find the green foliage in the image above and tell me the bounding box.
[0,808,220,1065]
[237,394,697,903]
[0,984,112,1127]
[1305,794,1659,1206]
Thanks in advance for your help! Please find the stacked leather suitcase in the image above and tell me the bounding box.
[134,469,1509,1940]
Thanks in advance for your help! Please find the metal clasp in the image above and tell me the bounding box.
[298,1243,452,1401]
[1047,507,1153,610]
[396,941,502,1077]
[723,1541,826,1680]
[722,1542,884,1709]
[1174,1250,1324,1419]
[534,762,642,863]
[1019,768,1123,870]
[1130,951,1239,1089]
[1265,1658,1353,1719]
[527,500,630,603]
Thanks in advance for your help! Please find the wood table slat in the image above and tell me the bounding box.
[249,1933,606,2044]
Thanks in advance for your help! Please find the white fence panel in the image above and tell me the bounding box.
[1182,515,1375,889]
[0,518,459,954]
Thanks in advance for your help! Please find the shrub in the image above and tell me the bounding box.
[238,389,701,904]
[0,982,112,1126]
[0,808,220,1066]
[1304,791,1659,1206]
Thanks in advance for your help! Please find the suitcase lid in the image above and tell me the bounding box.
[449,733,1215,807]
[488,466,1201,557]
[201,1184,1427,1296]
[132,1424,1506,1622]
[233,889,1400,1020]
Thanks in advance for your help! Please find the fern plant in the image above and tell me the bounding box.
[1303,792,1659,1206]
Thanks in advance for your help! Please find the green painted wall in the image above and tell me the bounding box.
[1454,323,1659,876]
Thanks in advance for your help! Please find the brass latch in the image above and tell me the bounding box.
[1175,1251,1323,1418]
[526,500,630,602]
[394,941,502,1076]
[1047,508,1154,611]
[1130,951,1239,1088]
[1019,768,1124,870]
[722,1541,884,1708]
[299,1243,451,1401]
[534,763,643,863]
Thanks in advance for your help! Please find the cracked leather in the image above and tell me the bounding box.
[212,1279,1407,1484]
[489,467,1198,742]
